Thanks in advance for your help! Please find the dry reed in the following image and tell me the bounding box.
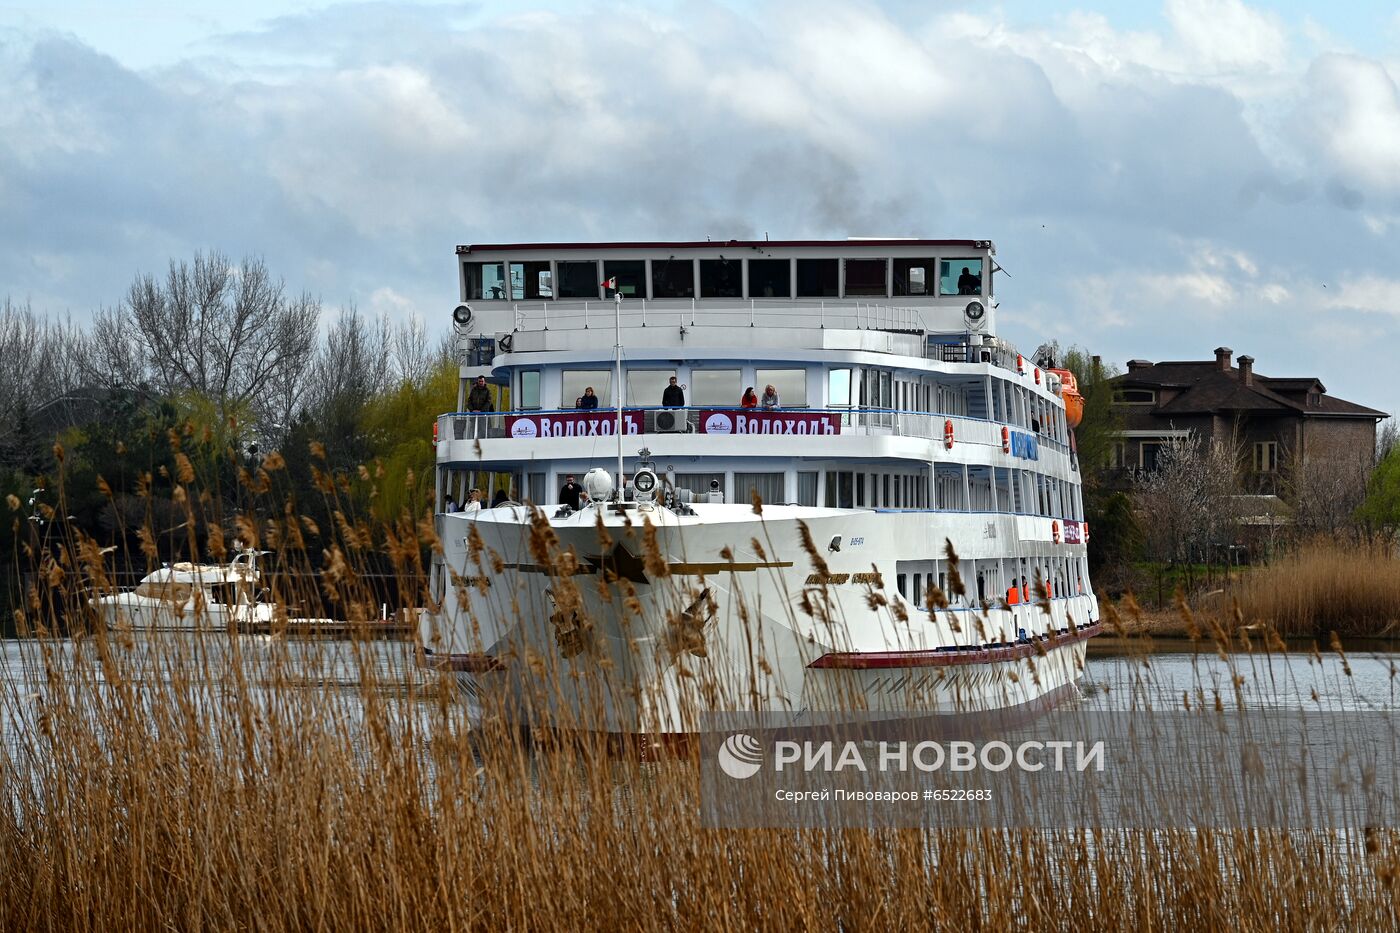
[3,449,1400,930]
[1228,543,1400,639]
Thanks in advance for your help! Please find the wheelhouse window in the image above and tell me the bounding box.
[464,262,506,300]
[626,370,676,407]
[893,257,936,296]
[843,259,887,297]
[796,259,838,297]
[603,260,645,298]
[939,258,983,296]
[556,260,601,299]
[510,262,552,300]
[748,259,791,298]
[561,370,611,408]
[519,370,541,410]
[651,258,694,298]
[755,368,807,407]
[699,259,742,298]
[691,368,741,406]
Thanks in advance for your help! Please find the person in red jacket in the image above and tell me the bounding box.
[740,387,758,408]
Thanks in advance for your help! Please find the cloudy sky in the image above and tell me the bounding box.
[4,0,1400,417]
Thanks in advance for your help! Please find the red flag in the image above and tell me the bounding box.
[601,276,617,289]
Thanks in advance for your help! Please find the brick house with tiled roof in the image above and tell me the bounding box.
[1108,347,1387,493]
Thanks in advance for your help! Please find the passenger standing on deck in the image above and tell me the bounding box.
[560,474,584,510]
[578,387,599,409]
[467,376,493,413]
[760,384,780,409]
[443,494,459,513]
[740,387,758,409]
[462,490,482,513]
[466,376,495,439]
[662,376,685,408]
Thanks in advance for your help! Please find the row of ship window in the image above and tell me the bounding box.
[506,367,1064,440]
[895,555,1089,610]
[464,256,986,301]
[471,467,1082,520]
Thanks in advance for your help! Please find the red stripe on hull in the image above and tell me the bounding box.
[807,621,1102,670]
[419,650,504,672]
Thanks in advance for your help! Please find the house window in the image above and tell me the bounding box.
[796,259,839,297]
[651,258,694,298]
[893,258,936,296]
[1109,442,1126,469]
[1140,441,1165,472]
[464,262,506,300]
[939,258,983,296]
[843,259,888,297]
[1254,441,1279,473]
[556,260,601,299]
[1114,389,1156,405]
[699,259,742,298]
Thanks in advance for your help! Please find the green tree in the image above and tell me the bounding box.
[1359,448,1400,532]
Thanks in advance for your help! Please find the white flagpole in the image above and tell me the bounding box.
[614,289,624,496]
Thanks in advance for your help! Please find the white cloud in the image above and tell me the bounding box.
[1319,275,1400,314]
[1297,54,1400,194]
[1165,0,1289,72]
[2,1,1400,417]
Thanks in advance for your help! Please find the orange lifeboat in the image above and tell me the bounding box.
[1049,369,1084,429]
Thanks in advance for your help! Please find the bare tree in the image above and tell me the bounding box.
[97,252,319,433]
[0,300,94,442]
[1133,431,1242,568]
[1287,453,1372,543]
[390,314,434,388]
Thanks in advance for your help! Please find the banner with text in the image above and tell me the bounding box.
[699,410,842,436]
[505,410,644,438]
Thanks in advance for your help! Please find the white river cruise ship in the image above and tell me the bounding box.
[421,239,1099,738]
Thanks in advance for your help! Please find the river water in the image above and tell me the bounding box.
[3,635,1397,718]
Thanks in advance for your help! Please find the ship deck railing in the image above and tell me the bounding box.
[437,406,1072,458]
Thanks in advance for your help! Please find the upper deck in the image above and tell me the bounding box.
[454,239,1000,349]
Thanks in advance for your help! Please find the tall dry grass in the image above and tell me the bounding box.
[3,445,1400,929]
[1228,543,1400,638]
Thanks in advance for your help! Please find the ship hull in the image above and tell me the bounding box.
[420,504,1099,736]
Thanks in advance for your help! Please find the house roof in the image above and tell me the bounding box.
[1114,358,1386,420]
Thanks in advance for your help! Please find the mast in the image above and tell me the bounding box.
[615,290,624,493]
